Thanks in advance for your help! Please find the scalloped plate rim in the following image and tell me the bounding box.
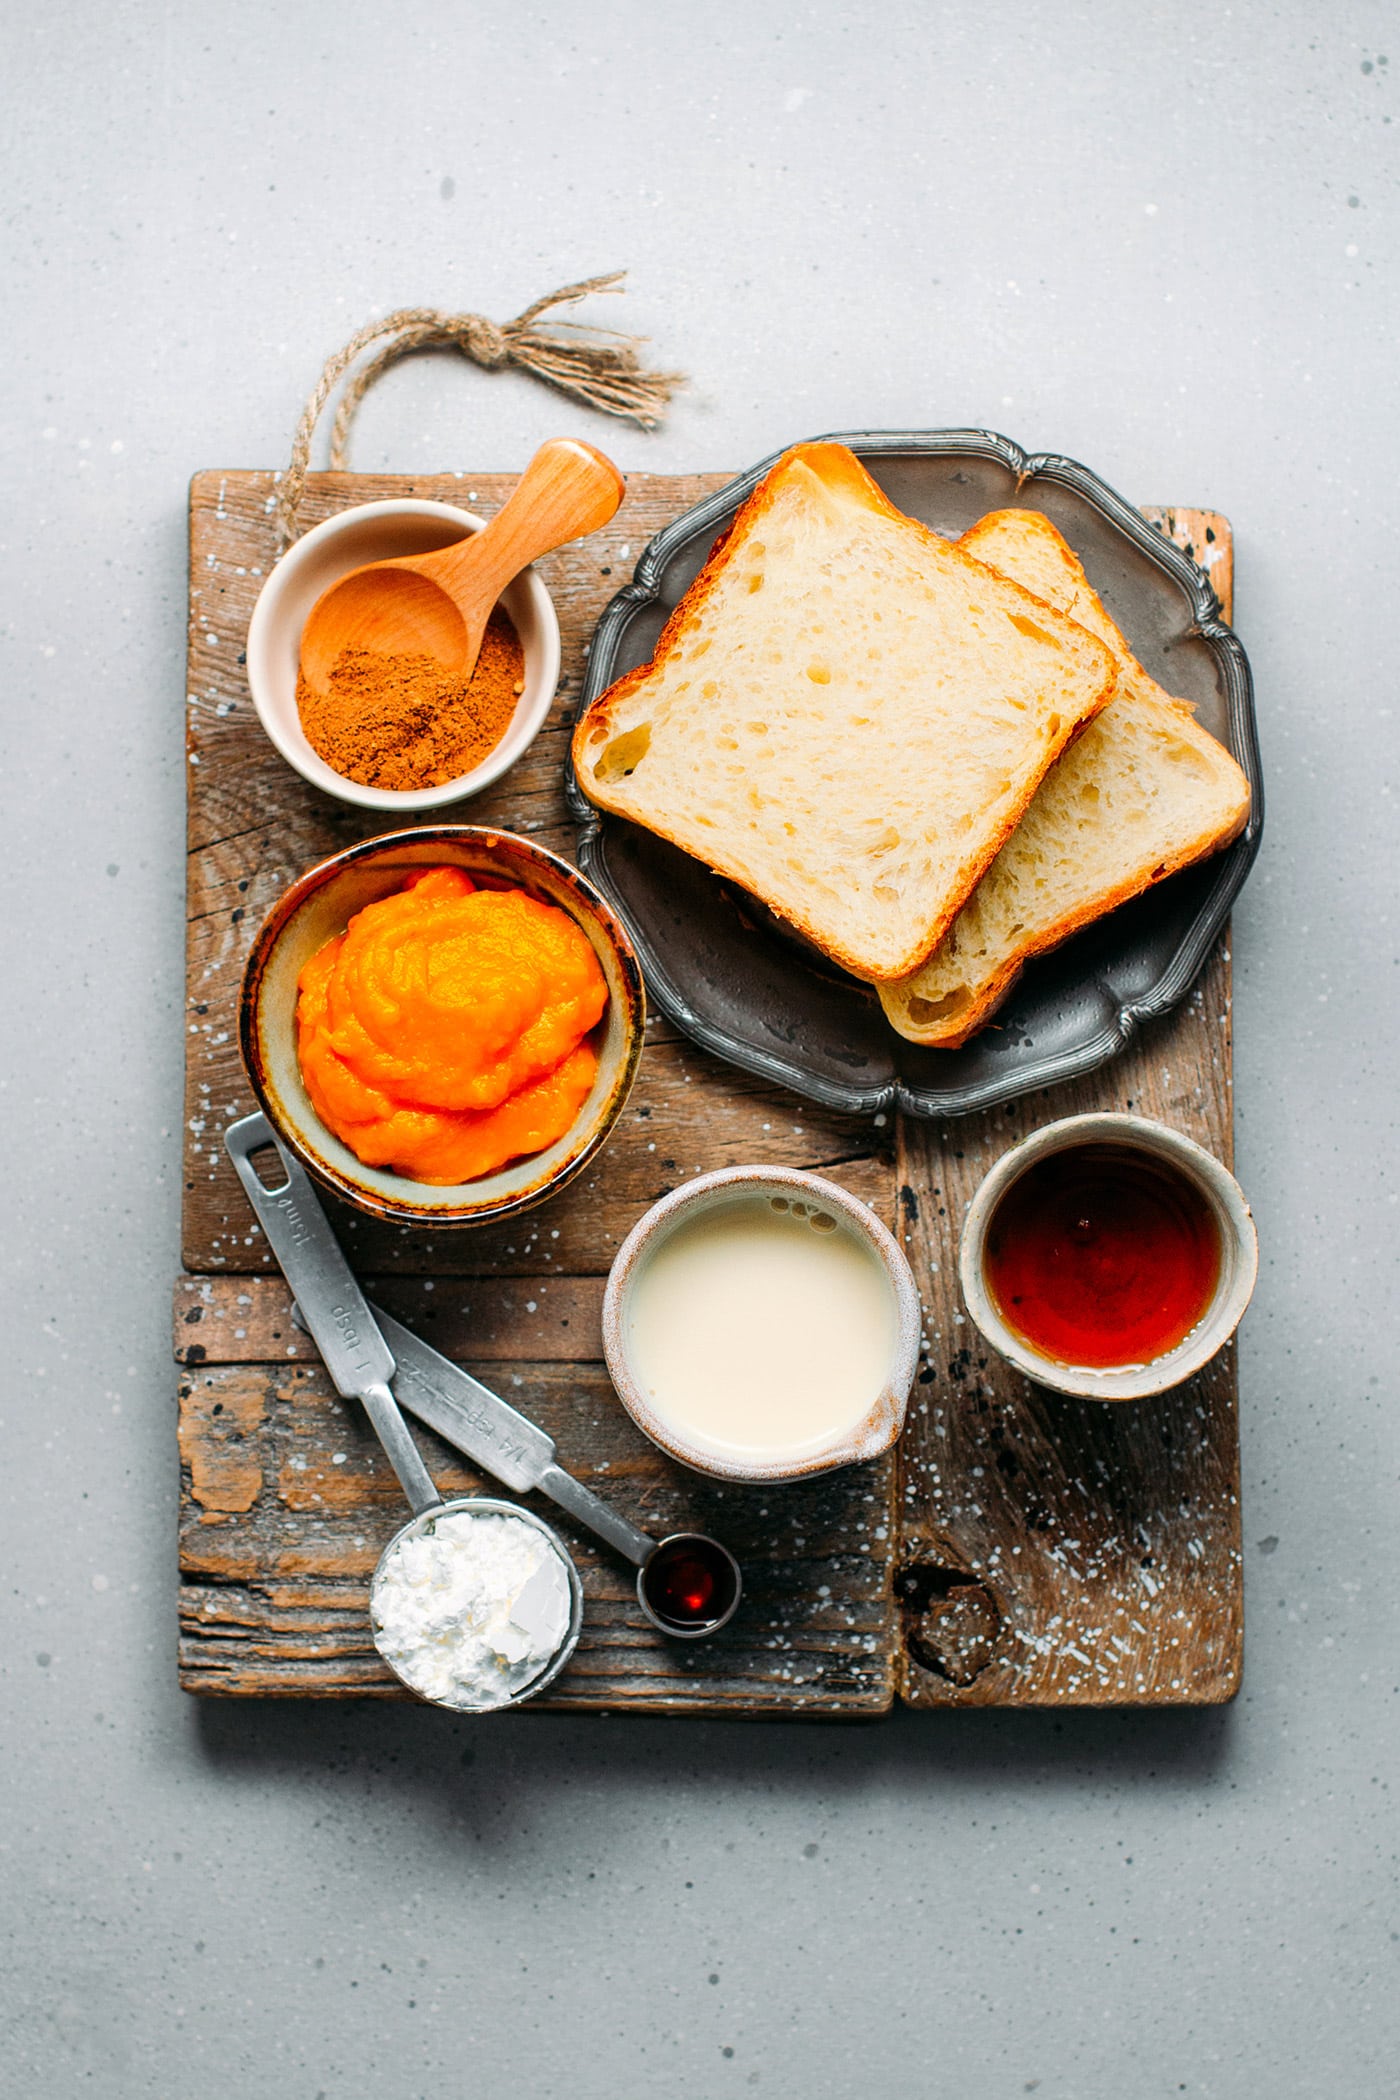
[564,428,1263,1119]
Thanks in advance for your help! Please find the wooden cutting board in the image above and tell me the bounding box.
[177,468,1241,1712]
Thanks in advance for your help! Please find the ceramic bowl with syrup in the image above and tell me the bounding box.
[958,1112,1257,1401]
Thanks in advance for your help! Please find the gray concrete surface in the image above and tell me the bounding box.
[2,4,1395,2094]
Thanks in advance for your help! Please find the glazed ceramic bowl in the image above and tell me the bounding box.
[958,1112,1258,1401]
[602,1166,922,1484]
[245,498,562,811]
[239,827,644,1228]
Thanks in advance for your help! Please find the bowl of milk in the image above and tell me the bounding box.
[602,1166,921,1483]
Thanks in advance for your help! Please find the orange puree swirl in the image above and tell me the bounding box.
[296,867,609,1184]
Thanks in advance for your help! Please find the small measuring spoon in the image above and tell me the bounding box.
[296,437,624,694]
[224,1115,583,1708]
[372,1302,742,1640]
[225,1113,742,1639]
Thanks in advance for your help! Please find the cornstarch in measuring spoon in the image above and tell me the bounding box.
[371,1509,572,1709]
[626,1195,898,1462]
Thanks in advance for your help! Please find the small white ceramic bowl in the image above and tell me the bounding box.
[239,826,644,1228]
[245,498,562,811]
[958,1112,1258,1402]
[602,1165,922,1484]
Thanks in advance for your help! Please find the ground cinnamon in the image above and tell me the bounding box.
[296,608,526,791]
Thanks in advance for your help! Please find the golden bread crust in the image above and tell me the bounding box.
[877,507,1250,1043]
[573,447,1119,982]
[880,780,1249,1047]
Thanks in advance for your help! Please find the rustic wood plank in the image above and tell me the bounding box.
[175,1272,607,1365]
[183,470,758,1273]
[179,470,1241,1712]
[893,508,1243,1707]
[188,1021,893,1278]
[178,1360,897,1712]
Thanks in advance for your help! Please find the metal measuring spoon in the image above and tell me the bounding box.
[369,1305,742,1640]
[228,1114,741,1639]
[224,1115,583,1709]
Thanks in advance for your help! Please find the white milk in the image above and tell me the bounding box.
[625,1194,897,1461]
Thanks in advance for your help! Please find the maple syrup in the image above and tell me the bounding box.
[983,1142,1221,1370]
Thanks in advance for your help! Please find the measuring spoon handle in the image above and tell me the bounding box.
[224,1115,440,1516]
[535,1462,654,1569]
[372,1303,654,1565]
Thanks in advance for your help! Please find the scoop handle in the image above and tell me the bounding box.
[431,438,624,599]
[224,1114,440,1516]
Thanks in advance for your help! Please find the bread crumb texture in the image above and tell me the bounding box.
[573,445,1116,980]
[879,510,1250,1045]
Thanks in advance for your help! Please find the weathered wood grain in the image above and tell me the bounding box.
[178,469,1242,1711]
[181,467,897,1705]
[175,1272,608,1365]
[893,512,1242,1707]
[178,1359,897,1712]
[183,471,756,1273]
[894,939,1241,1705]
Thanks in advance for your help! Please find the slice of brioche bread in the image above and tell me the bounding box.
[571,444,1118,981]
[877,509,1251,1046]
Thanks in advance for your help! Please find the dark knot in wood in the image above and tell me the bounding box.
[897,1559,1005,1688]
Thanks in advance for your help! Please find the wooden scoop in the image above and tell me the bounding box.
[297,437,625,694]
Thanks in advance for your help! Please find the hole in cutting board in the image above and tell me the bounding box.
[897,1559,1005,1688]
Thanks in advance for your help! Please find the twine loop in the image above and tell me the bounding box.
[276,272,683,549]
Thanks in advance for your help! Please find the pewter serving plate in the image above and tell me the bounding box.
[564,430,1263,1118]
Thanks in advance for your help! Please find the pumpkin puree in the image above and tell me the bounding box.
[296,866,609,1184]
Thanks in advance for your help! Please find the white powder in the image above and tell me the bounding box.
[371,1509,574,1710]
